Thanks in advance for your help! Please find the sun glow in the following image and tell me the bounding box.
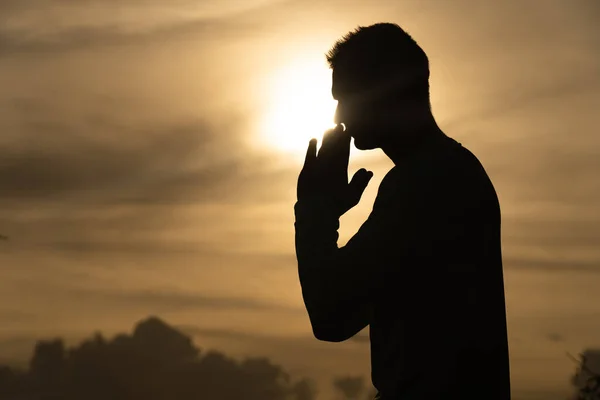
[260,59,338,153]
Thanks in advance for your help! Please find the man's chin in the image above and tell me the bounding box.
[352,137,378,151]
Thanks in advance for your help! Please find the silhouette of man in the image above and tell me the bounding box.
[294,23,511,399]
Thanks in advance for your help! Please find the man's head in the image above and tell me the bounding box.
[327,23,430,150]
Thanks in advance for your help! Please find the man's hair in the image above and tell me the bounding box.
[326,23,430,101]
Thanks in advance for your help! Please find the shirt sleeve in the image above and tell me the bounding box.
[294,169,414,326]
[294,154,476,325]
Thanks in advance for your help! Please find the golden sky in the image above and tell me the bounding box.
[0,0,599,398]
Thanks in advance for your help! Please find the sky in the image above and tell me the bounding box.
[0,0,599,398]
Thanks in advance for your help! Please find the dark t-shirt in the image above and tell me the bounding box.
[295,134,511,399]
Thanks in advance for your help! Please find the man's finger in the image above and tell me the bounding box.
[318,126,351,178]
[318,127,338,157]
[347,169,373,202]
[304,138,318,167]
[319,125,348,153]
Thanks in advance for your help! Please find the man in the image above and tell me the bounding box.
[294,23,511,399]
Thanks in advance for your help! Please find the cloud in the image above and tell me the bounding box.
[29,240,214,255]
[0,18,250,56]
[0,335,40,365]
[174,322,374,398]
[179,325,369,346]
[0,98,288,207]
[332,375,367,399]
[73,288,303,313]
[1,121,204,199]
[0,90,297,266]
[0,0,288,56]
[504,257,600,274]
[0,316,318,400]
[546,333,565,343]
[348,331,369,343]
[178,326,304,343]
[440,70,600,133]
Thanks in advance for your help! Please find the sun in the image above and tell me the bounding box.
[260,59,338,153]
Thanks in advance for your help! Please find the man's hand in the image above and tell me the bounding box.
[297,125,373,217]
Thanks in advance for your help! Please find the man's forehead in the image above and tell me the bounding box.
[331,68,366,100]
[332,68,389,102]
[332,64,424,101]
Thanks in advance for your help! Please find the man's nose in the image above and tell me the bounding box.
[334,103,342,125]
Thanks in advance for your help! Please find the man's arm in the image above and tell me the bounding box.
[294,160,462,343]
[294,197,390,342]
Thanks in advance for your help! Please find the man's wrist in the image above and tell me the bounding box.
[294,196,340,228]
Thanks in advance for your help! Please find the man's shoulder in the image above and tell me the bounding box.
[375,138,497,207]
[381,139,484,184]
[426,138,495,189]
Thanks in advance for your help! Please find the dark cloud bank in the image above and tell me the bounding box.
[0,316,585,400]
[0,316,376,400]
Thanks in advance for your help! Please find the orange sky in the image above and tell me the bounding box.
[0,0,599,398]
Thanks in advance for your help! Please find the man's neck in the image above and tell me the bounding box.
[381,117,446,165]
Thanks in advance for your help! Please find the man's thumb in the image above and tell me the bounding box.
[348,169,373,201]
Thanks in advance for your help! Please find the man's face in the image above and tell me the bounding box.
[331,69,389,150]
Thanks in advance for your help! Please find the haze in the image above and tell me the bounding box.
[0,1,599,399]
